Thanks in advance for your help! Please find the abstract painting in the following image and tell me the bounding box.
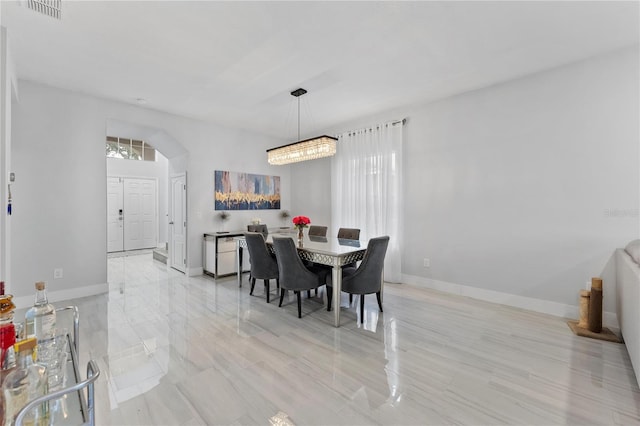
[215,170,281,210]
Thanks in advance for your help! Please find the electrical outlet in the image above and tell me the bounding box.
[54,268,63,279]
[423,258,430,268]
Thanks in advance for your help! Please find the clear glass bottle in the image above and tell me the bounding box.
[2,337,49,426]
[24,282,57,367]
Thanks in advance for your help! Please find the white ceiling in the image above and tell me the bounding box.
[2,1,638,140]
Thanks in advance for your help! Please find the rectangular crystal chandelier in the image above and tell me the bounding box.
[267,88,338,165]
[267,135,337,165]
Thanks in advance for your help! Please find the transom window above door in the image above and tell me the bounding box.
[106,136,156,161]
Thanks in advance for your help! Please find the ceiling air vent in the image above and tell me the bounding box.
[26,0,62,20]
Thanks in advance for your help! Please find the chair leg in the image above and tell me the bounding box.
[276,279,280,290]
[250,278,256,295]
[279,289,285,307]
[296,291,302,318]
[376,291,383,312]
[349,294,353,305]
[264,279,270,303]
[360,294,365,324]
[327,288,332,311]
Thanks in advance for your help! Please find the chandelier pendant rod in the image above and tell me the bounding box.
[297,95,301,141]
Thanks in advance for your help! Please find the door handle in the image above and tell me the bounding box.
[169,221,174,225]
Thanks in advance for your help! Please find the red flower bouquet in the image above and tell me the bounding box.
[292,216,311,229]
[293,216,310,240]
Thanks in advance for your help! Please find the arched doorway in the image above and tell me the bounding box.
[105,119,188,273]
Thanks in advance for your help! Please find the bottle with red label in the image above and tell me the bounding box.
[0,290,16,369]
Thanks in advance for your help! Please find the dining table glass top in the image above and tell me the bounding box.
[264,231,367,257]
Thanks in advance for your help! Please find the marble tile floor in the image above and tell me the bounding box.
[58,253,639,425]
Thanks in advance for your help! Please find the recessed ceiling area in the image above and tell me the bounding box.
[2,1,638,139]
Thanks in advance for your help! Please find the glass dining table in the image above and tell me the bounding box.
[236,231,370,327]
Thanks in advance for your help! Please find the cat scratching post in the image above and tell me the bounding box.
[567,277,621,343]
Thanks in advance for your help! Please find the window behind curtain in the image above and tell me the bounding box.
[332,120,403,282]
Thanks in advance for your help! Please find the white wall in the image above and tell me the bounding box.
[292,46,639,320]
[0,26,8,287]
[0,26,17,291]
[290,157,333,231]
[107,153,169,247]
[11,80,289,303]
[405,46,638,318]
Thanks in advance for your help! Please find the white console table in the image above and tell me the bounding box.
[203,232,247,278]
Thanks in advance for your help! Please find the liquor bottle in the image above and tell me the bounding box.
[2,337,49,426]
[24,282,57,367]
[0,293,16,424]
[0,294,16,370]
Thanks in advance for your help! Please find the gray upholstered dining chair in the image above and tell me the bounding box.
[337,227,360,240]
[272,237,328,318]
[246,225,267,283]
[338,227,361,268]
[244,232,279,303]
[305,225,328,295]
[245,226,265,282]
[308,225,328,237]
[326,236,389,323]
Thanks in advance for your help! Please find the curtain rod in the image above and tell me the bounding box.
[341,118,406,137]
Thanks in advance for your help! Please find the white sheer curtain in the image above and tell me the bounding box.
[331,120,403,283]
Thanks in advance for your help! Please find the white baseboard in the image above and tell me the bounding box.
[402,274,619,330]
[13,282,109,309]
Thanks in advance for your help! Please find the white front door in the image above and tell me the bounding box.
[107,177,157,253]
[124,178,157,251]
[169,174,186,273]
[107,177,124,252]
[124,179,142,250]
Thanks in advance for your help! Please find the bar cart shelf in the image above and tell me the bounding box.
[14,306,100,426]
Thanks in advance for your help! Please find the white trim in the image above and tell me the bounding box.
[188,266,203,277]
[13,283,108,309]
[402,274,619,330]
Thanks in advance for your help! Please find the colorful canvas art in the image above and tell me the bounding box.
[215,170,281,210]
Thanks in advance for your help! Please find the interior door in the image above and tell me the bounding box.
[107,177,124,252]
[170,174,187,273]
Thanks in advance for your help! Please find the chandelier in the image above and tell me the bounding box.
[267,88,337,165]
